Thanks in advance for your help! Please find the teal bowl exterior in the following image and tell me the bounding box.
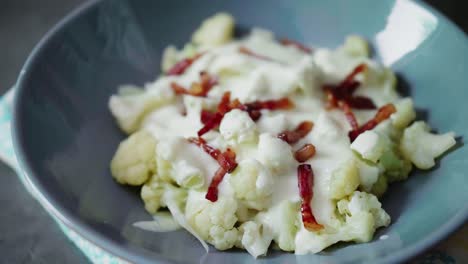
[12,0,468,263]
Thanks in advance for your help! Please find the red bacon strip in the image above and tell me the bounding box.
[198,91,294,136]
[339,101,359,131]
[324,63,376,110]
[294,144,316,163]
[280,38,312,53]
[188,137,238,202]
[167,53,203,76]
[205,167,227,202]
[187,137,237,173]
[239,46,274,61]
[171,71,218,97]
[278,121,314,144]
[348,103,396,142]
[297,164,323,231]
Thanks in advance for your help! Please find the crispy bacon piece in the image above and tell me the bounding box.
[297,164,323,231]
[205,167,227,202]
[198,91,294,136]
[324,63,376,110]
[278,121,314,144]
[171,71,218,97]
[280,38,312,53]
[188,137,237,173]
[188,137,238,202]
[342,64,368,87]
[167,53,203,76]
[294,144,316,162]
[339,101,359,131]
[244,98,294,111]
[346,96,376,109]
[239,46,274,61]
[348,103,396,142]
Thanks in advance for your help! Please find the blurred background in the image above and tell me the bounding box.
[0,0,466,263]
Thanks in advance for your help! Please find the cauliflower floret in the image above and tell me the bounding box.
[256,113,288,135]
[161,45,179,72]
[141,176,165,214]
[171,160,205,189]
[295,191,390,254]
[109,87,174,134]
[370,174,388,197]
[155,136,216,188]
[400,121,456,169]
[257,133,296,174]
[356,158,380,192]
[351,130,386,163]
[230,159,273,210]
[110,130,156,185]
[379,147,412,182]
[141,177,187,214]
[391,98,416,129]
[329,159,360,199]
[338,191,390,230]
[219,109,258,146]
[192,13,235,48]
[341,35,369,58]
[239,221,274,258]
[185,191,239,250]
[257,200,300,251]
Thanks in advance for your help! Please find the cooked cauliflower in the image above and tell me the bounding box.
[338,191,391,230]
[185,191,239,250]
[329,159,360,199]
[257,133,296,174]
[400,121,456,169]
[351,130,386,163]
[356,158,380,192]
[370,174,388,197]
[257,200,300,251]
[192,13,235,48]
[171,160,205,189]
[230,159,273,210]
[391,98,416,129]
[141,176,165,214]
[220,109,258,146]
[296,191,390,254]
[342,35,369,58]
[239,221,273,258]
[109,87,174,134]
[141,177,187,215]
[110,130,156,185]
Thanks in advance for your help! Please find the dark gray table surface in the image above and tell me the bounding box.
[0,1,466,263]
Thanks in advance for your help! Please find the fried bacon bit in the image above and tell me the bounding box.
[239,46,274,61]
[278,121,314,144]
[188,137,238,202]
[198,91,295,136]
[339,101,359,131]
[167,53,203,76]
[294,144,316,162]
[348,103,396,142]
[324,63,376,110]
[280,38,312,53]
[244,98,294,111]
[297,164,323,231]
[205,167,227,202]
[171,71,218,97]
[188,137,237,173]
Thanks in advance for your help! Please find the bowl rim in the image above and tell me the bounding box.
[11,0,468,263]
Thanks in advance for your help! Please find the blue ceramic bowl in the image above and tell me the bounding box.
[12,0,468,263]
